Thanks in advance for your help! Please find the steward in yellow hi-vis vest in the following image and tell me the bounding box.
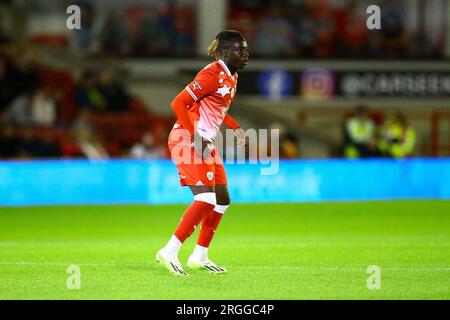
[378,112,416,158]
[344,106,378,158]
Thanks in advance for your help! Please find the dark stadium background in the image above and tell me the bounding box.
[0,0,449,300]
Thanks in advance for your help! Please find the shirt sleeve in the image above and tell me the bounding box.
[223,114,240,130]
[171,90,196,135]
[184,68,219,102]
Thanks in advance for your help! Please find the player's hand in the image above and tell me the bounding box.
[234,128,248,148]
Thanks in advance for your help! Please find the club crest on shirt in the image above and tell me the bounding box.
[206,172,214,181]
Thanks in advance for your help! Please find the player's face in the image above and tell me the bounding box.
[229,40,249,70]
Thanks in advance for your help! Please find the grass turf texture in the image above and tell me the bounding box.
[0,201,449,299]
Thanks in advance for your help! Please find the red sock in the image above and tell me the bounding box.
[197,210,223,248]
[174,201,215,243]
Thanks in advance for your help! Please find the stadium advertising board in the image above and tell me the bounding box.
[184,69,450,99]
[0,159,448,206]
[337,72,450,97]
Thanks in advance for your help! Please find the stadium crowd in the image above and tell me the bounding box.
[62,0,444,59]
[69,0,196,57]
[1,0,435,59]
[229,0,444,59]
[0,41,172,160]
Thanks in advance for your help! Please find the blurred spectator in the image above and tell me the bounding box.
[99,12,130,56]
[97,70,131,113]
[75,68,131,114]
[379,2,411,58]
[129,132,165,159]
[99,55,129,80]
[4,87,58,127]
[71,0,98,51]
[72,109,95,134]
[133,8,171,56]
[253,6,295,57]
[291,6,316,57]
[3,90,35,125]
[378,112,416,158]
[31,87,58,126]
[74,71,107,112]
[335,2,369,58]
[73,127,109,160]
[172,6,195,56]
[307,0,336,58]
[344,106,378,158]
[280,133,299,159]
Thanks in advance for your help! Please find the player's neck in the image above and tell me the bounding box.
[227,64,237,75]
[220,58,237,75]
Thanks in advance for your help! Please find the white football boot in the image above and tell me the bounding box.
[156,249,188,276]
[187,255,228,273]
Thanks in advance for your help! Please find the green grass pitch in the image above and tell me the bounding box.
[0,201,449,299]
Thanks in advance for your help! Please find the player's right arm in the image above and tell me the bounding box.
[171,90,196,135]
[170,68,219,138]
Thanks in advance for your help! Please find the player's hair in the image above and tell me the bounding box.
[207,30,244,58]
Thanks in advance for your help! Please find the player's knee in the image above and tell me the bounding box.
[216,197,230,206]
[216,192,231,206]
[214,204,229,214]
[193,192,216,206]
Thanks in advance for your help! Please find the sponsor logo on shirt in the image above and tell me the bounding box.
[193,81,202,90]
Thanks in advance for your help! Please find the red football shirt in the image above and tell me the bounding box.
[182,59,238,141]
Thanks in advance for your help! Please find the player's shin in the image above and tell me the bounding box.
[193,204,229,260]
[169,192,216,251]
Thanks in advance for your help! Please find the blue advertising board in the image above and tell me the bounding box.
[0,159,448,206]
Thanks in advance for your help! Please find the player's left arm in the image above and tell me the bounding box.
[223,114,248,147]
[223,114,240,130]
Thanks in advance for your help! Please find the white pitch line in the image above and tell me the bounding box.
[0,242,159,248]
[0,242,18,247]
[0,261,448,271]
[0,261,144,268]
[238,266,450,271]
[1,242,449,248]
